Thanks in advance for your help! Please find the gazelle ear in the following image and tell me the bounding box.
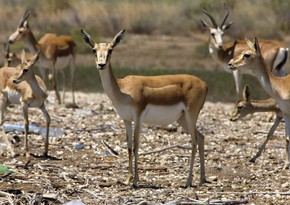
[21,50,27,63]
[110,30,125,48]
[245,38,255,50]
[29,51,40,66]
[243,85,250,102]
[81,29,95,49]
[254,37,261,55]
[200,19,210,29]
[221,21,233,30]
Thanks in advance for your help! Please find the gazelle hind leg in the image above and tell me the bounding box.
[184,110,198,187]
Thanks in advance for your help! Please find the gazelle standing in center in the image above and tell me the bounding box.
[81,29,208,187]
[228,38,290,168]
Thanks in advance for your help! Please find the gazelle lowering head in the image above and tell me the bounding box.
[231,85,282,163]
[0,50,50,157]
[81,29,208,187]
[228,38,290,168]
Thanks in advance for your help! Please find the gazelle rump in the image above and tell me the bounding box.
[201,8,288,97]
[81,29,208,187]
[228,38,290,168]
[231,85,282,162]
[0,50,50,157]
[8,10,77,107]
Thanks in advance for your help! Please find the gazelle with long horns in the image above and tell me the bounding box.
[201,9,288,97]
[0,50,50,157]
[228,38,290,168]
[8,10,77,107]
[81,29,208,187]
[230,85,282,163]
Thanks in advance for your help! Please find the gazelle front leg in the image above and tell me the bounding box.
[250,115,282,163]
[133,116,142,187]
[40,103,50,157]
[22,102,30,157]
[124,120,133,185]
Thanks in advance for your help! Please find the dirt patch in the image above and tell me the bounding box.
[0,92,289,204]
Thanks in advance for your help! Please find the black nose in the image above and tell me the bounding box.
[228,63,232,67]
[218,45,223,49]
[8,40,13,44]
[98,64,106,68]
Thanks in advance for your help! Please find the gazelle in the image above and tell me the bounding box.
[230,85,283,163]
[81,29,208,187]
[200,9,288,97]
[0,50,50,157]
[8,10,77,107]
[3,43,21,67]
[228,38,290,168]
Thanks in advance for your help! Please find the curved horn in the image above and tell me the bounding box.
[201,9,218,28]
[220,8,229,28]
[18,10,31,26]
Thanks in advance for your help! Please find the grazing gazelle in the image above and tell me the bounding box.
[228,38,290,168]
[81,29,208,187]
[8,10,77,107]
[0,50,50,157]
[201,9,288,97]
[230,85,282,163]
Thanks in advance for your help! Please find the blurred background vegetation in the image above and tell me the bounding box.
[0,0,290,102]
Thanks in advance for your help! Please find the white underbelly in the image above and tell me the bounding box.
[142,103,185,126]
[55,56,72,70]
[4,87,21,104]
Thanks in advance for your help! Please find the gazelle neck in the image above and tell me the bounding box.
[250,99,279,113]
[254,59,276,97]
[99,63,129,104]
[23,31,39,53]
[26,73,46,98]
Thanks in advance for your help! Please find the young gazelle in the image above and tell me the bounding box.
[230,85,282,163]
[228,38,290,168]
[81,29,208,187]
[201,9,288,97]
[0,50,50,157]
[8,10,77,107]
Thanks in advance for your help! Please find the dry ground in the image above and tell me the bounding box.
[0,91,289,204]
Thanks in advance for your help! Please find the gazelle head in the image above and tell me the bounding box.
[9,10,31,44]
[200,8,232,49]
[3,43,13,66]
[228,38,262,71]
[230,85,252,121]
[12,50,39,84]
[81,29,125,70]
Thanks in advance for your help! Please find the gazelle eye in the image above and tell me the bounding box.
[211,33,215,37]
[23,68,28,73]
[243,54,250,59]
[108,49,113,54]
[92,49,96,54]
[237,106,243,111]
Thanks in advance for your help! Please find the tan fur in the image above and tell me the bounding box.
[228,38,290,168]
[81,29,208,187]
[201,9,288,97]
[231,85,282,163]
[8,10,77,106]
[0,51,50,157]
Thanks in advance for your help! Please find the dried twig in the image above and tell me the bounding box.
[101,140,119,157]
[140,144,190,155]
